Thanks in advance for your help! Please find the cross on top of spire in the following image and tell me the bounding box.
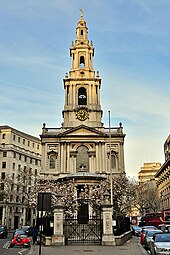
[79,8,84,18]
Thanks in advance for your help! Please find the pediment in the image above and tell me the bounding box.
[58,125,107,137]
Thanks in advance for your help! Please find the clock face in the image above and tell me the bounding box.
[77,109,88,121]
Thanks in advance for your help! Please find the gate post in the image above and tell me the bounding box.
[102,203,115,245]
[52,204,65,246]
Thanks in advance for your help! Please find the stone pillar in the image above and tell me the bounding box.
[102,204,115,245]
[52,205,65,246]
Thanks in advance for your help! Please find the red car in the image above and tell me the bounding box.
[9,234,31,248]
[140,226,157,245]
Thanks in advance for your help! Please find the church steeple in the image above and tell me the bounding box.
[62,13,103,128]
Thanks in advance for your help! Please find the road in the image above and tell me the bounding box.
[0,233,149,255]
[0,232,31,255]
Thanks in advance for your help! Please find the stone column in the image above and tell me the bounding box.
[102,203,115,245]
[52,205,65,246]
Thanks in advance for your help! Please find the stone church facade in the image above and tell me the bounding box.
[40,14,126,182]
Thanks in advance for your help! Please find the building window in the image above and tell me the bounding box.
[78,87,87,105]
[2,162,6,169]
[50,155,56,169]
[1,183,4,190]
[81,29,83,35]
[13,152,16,158]
[25,156,27,162]
[18,137,20,143]
[1,172,5,179]
[2,134,6,139]
[32,143,34,148]
[3,152,7,157]
[23,139,25,145]
[80,56,85,68]
[37,145,39,150]
[18,164,21,171]
[19,154,22,160]
[28,141,30,146]
[13,135,15,141]
[13,163,15,170]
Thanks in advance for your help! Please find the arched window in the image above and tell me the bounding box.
[78,87,87,105]
[76,145,89,172]
[80,56,85,68]
[111,153,117,172]
[50,155,56,169]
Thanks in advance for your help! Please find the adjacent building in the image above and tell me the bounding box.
[0,125,41,229]
[138,162,161,184]
[155,134,170,210]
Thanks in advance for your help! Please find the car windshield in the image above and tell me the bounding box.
[155,234,170,242]
[0,226,4,231]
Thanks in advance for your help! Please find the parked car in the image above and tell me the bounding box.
[0,225,8,238]
[21,226,33,236]
[131,225,142,236]
[158,224,170,233]
[143,229,162,250]
[149,232,170,255]
[141,226,158,245]
[12,228,26,237]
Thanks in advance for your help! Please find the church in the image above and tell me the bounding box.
[40,13,126,183]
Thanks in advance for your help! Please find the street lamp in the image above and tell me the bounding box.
[108,110,113,205]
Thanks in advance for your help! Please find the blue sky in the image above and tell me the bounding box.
[0,0,170,178]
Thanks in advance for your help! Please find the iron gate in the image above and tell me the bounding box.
[64,218,103,245]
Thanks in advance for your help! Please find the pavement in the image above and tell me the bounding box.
[28,237,148,255]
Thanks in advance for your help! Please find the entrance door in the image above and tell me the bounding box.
[78,203,88,224]
[14,216,19,229]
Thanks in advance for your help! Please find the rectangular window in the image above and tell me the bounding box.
[1,183,4,190]
[33,143,34,148]
[2,134,6,139]
[13,152,16,158]
[19,154,21,160]
[13,135,15,141]
[23,139,25,145]
[3,152,7,157]
[18,164,21,171]
[2,162,6,169]
[28,141,30,146]
[13,162,15,170]
[18,137,20,143]
[1,172,5,179]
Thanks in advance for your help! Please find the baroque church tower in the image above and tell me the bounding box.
[62,13,102,128]
[40,14,125,180]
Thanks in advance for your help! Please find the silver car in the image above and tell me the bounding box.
[144,229,162,251]
[150,232,170,255]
